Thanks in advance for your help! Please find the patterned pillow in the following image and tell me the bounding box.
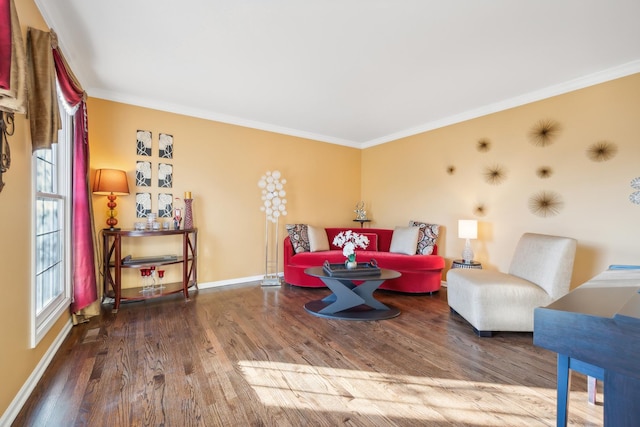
[409,220,440,255]
[286,224,310,253]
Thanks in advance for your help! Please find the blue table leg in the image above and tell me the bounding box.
[557,354,570,427]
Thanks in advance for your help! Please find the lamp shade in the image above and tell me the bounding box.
[458,219,478,239]
[92,169,130,195]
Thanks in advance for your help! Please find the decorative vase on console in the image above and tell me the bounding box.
[184,198,193,229]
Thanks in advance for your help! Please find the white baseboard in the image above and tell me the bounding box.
[197,273,282,290]
[0,318,73,427]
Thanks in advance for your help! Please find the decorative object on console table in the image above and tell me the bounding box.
[184,191,193,229]
[458,219,477,263]
[259,170,287,286]
[173,207,182,230]
[92,168,130,230]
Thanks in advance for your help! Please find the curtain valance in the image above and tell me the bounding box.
[0,0,26,114]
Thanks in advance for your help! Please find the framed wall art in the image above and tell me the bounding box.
[136,130,152,156]
[136,161,152,187]
[158,163,173,188]
[136,192,152,218]
[159,133,173,158]
[158,193,173,218]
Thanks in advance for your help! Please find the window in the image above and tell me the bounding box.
[31,98,72,347]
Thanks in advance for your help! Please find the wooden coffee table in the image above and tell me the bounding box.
[303,266,401,320]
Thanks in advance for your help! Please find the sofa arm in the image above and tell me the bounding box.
[283,236,295,265]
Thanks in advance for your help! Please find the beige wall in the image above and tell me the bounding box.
[3,0,639,420]
[88,98,362,285]
[362,73,640,288]
[0,0,70,419]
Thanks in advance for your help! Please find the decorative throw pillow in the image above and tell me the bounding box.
[409,220,440,255]
[355,233,378,252]
[286,224,310,253]
[308,225,329,252]
[389,226,421,255]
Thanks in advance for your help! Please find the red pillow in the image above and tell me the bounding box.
[355,233,378,252]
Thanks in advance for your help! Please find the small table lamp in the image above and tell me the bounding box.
[458,219,478,263]
[93,169,130,230]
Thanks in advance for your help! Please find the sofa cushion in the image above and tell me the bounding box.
[409,220,440,255]
[285,224,310,253]
[390,226,420,255]
[308,225,329,252]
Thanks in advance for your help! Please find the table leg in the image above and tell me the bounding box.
[351,279,389,310]
[317,277,365,314]
[557,354,570,427]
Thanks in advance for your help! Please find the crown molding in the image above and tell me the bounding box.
[87,89,362,148]
[361,61,640,148]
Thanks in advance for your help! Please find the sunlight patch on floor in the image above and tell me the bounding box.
[238,360,579,425]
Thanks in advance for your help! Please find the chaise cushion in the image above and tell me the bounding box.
[447,269,553,332]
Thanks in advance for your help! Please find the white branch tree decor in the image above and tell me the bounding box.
[258,170,287,286]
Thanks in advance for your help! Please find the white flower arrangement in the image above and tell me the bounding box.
[332,230,370,262]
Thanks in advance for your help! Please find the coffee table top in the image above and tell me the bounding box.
[304,266,401,281]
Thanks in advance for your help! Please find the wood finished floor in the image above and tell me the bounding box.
[13,283,603,426]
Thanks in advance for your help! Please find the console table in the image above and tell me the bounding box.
[102,228,198,313]
[534,268,640,426]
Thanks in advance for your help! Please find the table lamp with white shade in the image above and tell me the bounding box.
[458,219,478,263]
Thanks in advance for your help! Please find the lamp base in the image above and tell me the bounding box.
[461,239,474,263]
[104,227,121,231]
[261,276,281,287]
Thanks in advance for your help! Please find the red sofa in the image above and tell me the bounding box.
[283,227,445,293]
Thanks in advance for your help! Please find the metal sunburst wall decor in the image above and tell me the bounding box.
[586,141,618,162]
[536,166,553,179]
[528,190,564,217]
[474,204,487,217]
[476,139,491,152]
[528,119,561,147]
[484,164,507,185]
[630,177,640,205]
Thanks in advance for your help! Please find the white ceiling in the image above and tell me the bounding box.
[36,0,640,148]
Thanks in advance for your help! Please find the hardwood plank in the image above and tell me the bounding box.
[12,283,603,426]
